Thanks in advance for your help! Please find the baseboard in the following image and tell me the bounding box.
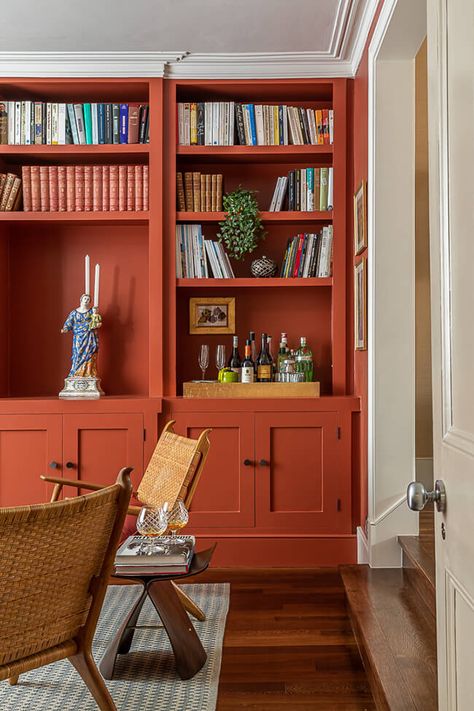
[357,526,369,564]
[368,497,418,568]
[195,535,357,567]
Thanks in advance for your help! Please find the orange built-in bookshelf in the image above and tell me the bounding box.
[0,76,359,566]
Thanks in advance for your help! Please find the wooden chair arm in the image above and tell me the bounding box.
[40,475,105,492]
[127,505,141,516]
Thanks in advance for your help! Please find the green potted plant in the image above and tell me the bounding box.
[217,187,266,261]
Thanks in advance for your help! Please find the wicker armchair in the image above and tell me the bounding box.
[0,467,132,710]
[42,420,212,621]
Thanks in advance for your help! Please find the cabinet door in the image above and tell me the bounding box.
[62,414,144,493]
[0,414,62,506]
[255,412,351,533]
[171,412,255,528]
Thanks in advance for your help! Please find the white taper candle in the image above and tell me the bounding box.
[85,255,90,295]
[94,264,100,308]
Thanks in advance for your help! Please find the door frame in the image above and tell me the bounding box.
[363,0,427,567]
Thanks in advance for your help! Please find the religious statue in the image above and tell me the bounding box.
[59,256,104,399]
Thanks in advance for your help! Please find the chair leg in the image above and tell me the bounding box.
[8,675,19,686]
[172,581,206,621]
[69,650,116,711]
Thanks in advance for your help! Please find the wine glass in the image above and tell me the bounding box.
[216,344,226,376]
[198,344,210,380]
[136,506,168,554]
[167,499,189,544]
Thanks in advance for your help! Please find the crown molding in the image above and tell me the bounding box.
[350,0,380,75]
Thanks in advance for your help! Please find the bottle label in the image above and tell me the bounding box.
[257,364,272,380]
[241,366,254,383]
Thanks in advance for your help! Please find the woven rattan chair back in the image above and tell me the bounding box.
[0,468,132,676]
[137,420,211,511]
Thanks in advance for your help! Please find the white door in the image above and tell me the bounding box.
[427,0,474,708]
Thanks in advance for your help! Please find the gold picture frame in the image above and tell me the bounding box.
[354,257,367,350]
[354,180,367,255]
[189,297,236,335]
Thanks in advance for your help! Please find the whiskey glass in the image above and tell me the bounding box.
[136,506,168,554]
[167,499,189,544]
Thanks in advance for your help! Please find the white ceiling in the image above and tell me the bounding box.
[1,0,362,54]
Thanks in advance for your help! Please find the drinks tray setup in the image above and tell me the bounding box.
[183,381,320,398]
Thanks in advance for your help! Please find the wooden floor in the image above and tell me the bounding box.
[186,568,376,711]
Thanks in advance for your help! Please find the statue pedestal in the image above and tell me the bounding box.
[59,377,104,399]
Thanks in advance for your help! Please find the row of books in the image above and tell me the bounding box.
[269,167,334,212]
[280,227,333,278]
[0,101,149,145]
[0,173,22,211]
[176,224,235,279]
[21,164,149,212]
[176,171,223,212]
[178,102,334,146]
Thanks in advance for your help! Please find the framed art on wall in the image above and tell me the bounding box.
[354,180,367,255]
[189,297,236,335]
[354,257,367,350]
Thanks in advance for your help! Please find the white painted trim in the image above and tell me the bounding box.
[0,52,186,77]
[328,0,354,58]
[357,526,369,563]
[371,494,407,526]
[350,0,380,75]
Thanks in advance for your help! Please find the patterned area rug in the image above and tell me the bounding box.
[0,583,230,711]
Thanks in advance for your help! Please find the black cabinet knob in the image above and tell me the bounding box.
[243,459,253,466]
[49,461,59,469]
[65,461,75,469]
[259,459,270,467]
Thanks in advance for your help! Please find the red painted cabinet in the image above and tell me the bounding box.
[255,412,351,533]
[0,414,62,506]
[171,412,255,528]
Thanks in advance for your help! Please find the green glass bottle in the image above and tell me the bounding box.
[295,336,313,382]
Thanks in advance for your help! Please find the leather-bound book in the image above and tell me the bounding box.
[127,104,140,144]
[142,165,149,211]
[127,164,135,210]
[134,165,143,211]
[74,165,85,211]
[184,172,193,211]
[84,164,93,211]
[22,166,32,211]
[109,165,119,211]
[58,165,67,211]
[30,166,42,212]
[0,103,7,144]
[66,165,75,211]
[49,165,59,211]
[176,172,186,211]
[39,166,50,211]
[205,174,211,212]
[200,174,206,212]
[102,165,110,211]
[5,177,21,211]
[211,174,217,212]
[92,165,102,211]
[118,164,127,211]
[0,173,15,211]
[192,171,200,212]
[216,174,223,211]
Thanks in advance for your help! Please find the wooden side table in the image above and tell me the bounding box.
[100,545,216,680]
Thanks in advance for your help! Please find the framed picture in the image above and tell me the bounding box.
[354,257,367,350]
[354,180,367,255]
[189,297,236,335]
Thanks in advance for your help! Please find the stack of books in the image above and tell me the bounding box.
[177,102,334,146]
[269,167,333,212]
[21,164,149,212]
[176,224,235,279]
[0,172,22,211]
[177,171,223,212]
[115,535,195,575]
[0,101,149,145]
[280,226,333,278]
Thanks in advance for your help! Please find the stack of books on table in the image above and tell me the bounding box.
[115,535,195,575]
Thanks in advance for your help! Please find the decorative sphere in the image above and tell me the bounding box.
[250,255,278,278]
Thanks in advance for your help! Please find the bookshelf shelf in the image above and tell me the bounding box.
[176,277,333,288]
[0,211,149,225]
[0,145,149,157]
[176,211,333,223]
[176,144,333,164]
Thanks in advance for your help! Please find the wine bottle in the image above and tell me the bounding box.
[241,340,255,383]
[228,335,242,380]
[267,335,276,376]
[295,336,314,382]
[249,330,257,373]
[257,333,272,382]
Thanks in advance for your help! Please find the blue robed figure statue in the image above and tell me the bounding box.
[59,256,103,398]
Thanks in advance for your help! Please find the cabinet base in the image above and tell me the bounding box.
[59,377,104,399]
[192,535,357,567]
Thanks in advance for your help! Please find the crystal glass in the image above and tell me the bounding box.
[167,499,189,543]
[198,344,210,380]
[136,506,168,554]
[216,344,226,375]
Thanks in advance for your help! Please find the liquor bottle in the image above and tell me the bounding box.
[249,331,257,372]
[277,332,290,373]
[241,340,255,383]
[257,333,272,382]
[295,336,314,382]
[228,335,242,380]
[267,335,275,375]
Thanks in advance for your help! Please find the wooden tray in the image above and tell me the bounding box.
[183,381,320,398]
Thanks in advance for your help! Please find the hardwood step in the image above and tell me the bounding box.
[398,534,436,618]
[341,565,437,711]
